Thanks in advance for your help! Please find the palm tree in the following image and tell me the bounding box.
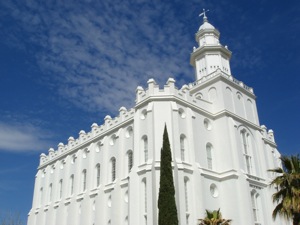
[268,155,300,225]
[198,209,231,225]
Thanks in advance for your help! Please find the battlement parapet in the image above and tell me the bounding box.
[136,77,198,103]
[135,77,213,110]
[260,125,276,143]
[189,69,254,94]
[39,107,135,167]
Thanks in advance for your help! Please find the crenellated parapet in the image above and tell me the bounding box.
[136,71,254,109]
[189,69,254,94]
[260,125,276,144]
[136,77,209,105]
[39,107,135,167]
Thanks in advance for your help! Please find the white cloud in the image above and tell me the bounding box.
[0,122,53,152]
[1,1,198,114]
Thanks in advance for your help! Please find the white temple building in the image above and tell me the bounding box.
[28,14,289,225]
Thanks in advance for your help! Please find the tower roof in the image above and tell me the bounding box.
[198,9,215,31]
[198,18,215,30]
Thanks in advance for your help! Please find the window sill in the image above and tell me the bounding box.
[76,192,85,201]
[64,197,72,204]
[89,188,99,197]
[53,201,60,208]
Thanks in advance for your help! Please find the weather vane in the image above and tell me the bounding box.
[199,8,209,20]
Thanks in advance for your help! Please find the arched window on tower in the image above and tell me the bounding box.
[70,175,74,196]
[48,183,52,203]
[184,177,190,225]
[251,190,261,224]
[82,169,87,192]
[59,179,63,199]
[95,164,101,187]
[180,134,186,161]
[142,178,147,224]
[39,187,43,206]
[111,158,116,182]
[142,136,148,163]
[206,143,213,170]
[241,129,252,174]
[127,150,133,173]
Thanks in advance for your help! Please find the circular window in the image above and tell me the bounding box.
[178,108,186,118]
[141,109,147,120]
[204,118,212,130]
[210,183,219,198]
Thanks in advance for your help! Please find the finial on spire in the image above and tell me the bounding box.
[199,8,209,22]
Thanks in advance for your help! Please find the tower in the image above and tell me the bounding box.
[191,11,232,80]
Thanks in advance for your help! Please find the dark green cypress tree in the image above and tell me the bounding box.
[158,125,178,225]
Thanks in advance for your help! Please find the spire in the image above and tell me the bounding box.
[199,9,209,23]
[190,11,232,81]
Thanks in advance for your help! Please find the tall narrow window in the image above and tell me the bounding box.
[111,158,116,182]
[142,178,147,222]
[82,169,87,191]
[59,179,63,199]
[251,190,260,224]
[143,136,148,163]
[180,135,185,161]
[128,151,133,173]
[70,175,74,195]
[40,187,43,206]
[241,130,252,174]
[184,177,189,225]
[49,183,52,202]
[144,180,147,213]
[96,164,101,187]
[184,178,189,211]
[206,143,213,170]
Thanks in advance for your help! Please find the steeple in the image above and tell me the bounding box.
[190,10,232,81]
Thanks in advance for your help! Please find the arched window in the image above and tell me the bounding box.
[59,179,63,199]
[142,177,147,223]
[48,183,52,202]
[39,187,43,206]
[251,190,261,224]
[241,129,252,174]
[180,135,186,161]
[142,136,148,163]
[96,164,101,187]
[82,169,87,192]
[206,143,213,170]
[184,177,190,225]
[184,177,189,211]
[70,175,74,195]
[128,150,133,173]
[144,179,147,213]
[111,158,116,182]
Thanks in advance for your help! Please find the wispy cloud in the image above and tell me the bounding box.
[2,1,298,117]
[0,122,53,152]
[0,0,202,113]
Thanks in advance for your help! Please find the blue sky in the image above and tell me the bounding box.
[0,0,299,222]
